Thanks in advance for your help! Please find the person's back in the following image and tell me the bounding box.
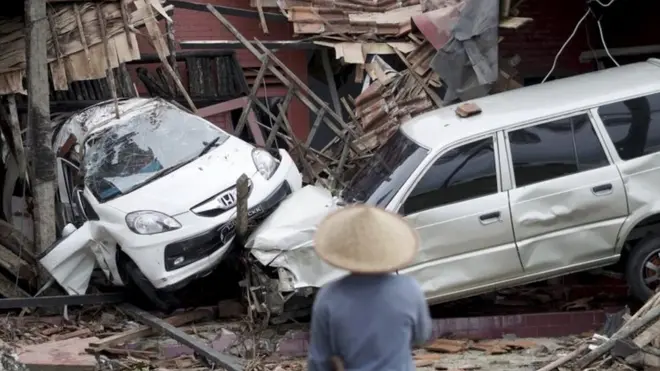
[308,273,431,371]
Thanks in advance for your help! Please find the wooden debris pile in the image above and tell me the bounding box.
[537,290,660,370]
[350,55,438,154]
[0,304,250,371]
[280,0,422,37]
[0,0,172,95]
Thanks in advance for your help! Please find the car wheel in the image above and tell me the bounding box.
[119,256,179,314]
[626,235,660,302]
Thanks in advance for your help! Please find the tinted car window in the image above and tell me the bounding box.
[509,114,608,188]
[403,137,498,215]
[598,92,660,160]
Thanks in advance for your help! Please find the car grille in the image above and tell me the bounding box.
[163,181,292,271]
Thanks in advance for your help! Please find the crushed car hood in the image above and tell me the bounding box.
[245,185,348,289]
[105,137,257,216]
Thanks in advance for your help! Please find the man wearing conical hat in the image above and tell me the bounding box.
[307,205,432,371]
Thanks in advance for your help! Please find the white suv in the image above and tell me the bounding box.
[247,58,660,314]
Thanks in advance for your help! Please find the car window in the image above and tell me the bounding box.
[597,92,660,161]
[402,137,498,215]
[508,114,609,188]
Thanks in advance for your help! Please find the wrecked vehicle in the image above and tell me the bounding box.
[247,59,660,314]
[40,98,302,310]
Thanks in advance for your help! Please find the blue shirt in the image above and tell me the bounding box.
[307,274,432,371]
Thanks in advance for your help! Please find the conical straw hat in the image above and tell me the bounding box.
[314,205,420,273]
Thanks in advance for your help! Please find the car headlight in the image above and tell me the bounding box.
[252,148,279,180]
[125,211,181,235]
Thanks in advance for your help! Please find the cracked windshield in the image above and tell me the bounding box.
[82,104,229,202]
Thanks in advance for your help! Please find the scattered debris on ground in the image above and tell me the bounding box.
[533,289,660,370]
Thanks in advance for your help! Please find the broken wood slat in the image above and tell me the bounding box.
[305,106,326,147]
[235,174,250,244]
[206,6,365,163]
[321,48,341,116]
[255,0,269,34]
[96,3,120,118]
[634,319,660,348]
[121,305,243,371]
[264,88,295,148]
[277,103,318,183]
[0,271,31,299]
[135,0,197,112]
[535,342,589,371]
[235,55,270,137]
[255,42,365,155]
[165,20,178,79]
[89,308,214,349]
[577,304,660,368]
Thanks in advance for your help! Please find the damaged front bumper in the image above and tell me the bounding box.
[244,185,347,315]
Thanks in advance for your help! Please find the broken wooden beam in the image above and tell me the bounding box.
[90,308,214,349]
[120,304,243,371]
[577,304,660,368]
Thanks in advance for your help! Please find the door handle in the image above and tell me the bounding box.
[592,183,613,195]
[479,211,501,225]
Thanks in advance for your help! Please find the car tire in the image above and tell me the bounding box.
[626,235,660,302]
[119,256,179,314]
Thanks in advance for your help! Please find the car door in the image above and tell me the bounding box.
[396,134,524,300]
[56,158,84,227]
[505,112,628,273]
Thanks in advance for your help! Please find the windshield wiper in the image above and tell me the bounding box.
[198,136,221,157]
[121,160,193,195]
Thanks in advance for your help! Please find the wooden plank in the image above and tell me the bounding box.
[264,88,295,148]
[47,7,68,90]
[121,304,243,371]
[235,174,249,244]
[235,56,269,136]
[6,95,26,178]
[255,0,269,34]
[0,270,31,298]
[197,96,247,120]
[90,308,214,349]
[135,0,197,112]
[96,3,120,118]
[120,0,137,54]
[207,4,362,163]
[305,107,326,147]
[321,49,341,117]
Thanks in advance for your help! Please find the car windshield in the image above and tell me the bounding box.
[342,129,429,208]
[82,104,229,202]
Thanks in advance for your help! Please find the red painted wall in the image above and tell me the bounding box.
[500,0,660,79]
[132,0,310,139]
